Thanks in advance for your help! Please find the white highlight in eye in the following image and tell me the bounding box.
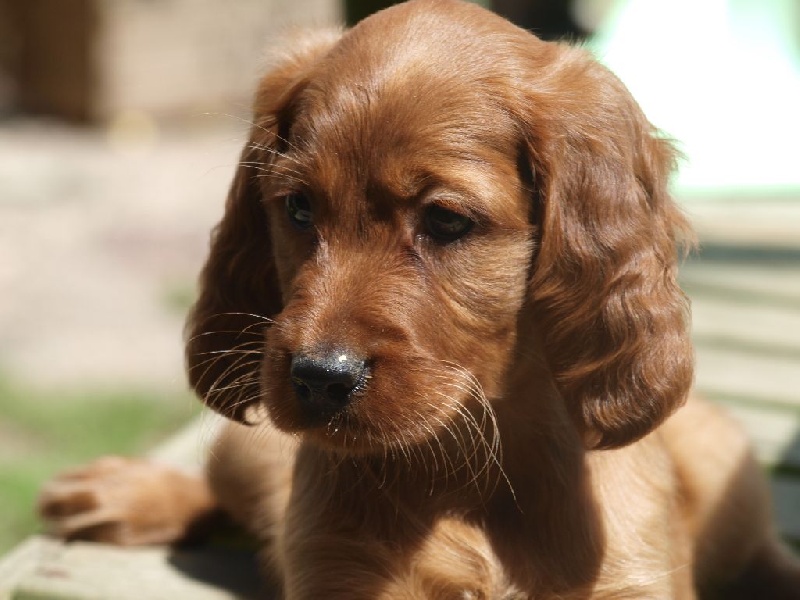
[338,354,348,363]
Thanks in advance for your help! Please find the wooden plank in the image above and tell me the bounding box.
[0,537,54,600]
[772,478,800,542]
[690,300,800,357]
[695,348,800,408]
[685,202,800,249]
[11,540,264,600]
[682,262,800,300]
[686,259,800,412]
[722,403,800,468]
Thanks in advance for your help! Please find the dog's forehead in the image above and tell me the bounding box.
[290,66,522,218]
[294,96,521,223]
[276,1,536,222]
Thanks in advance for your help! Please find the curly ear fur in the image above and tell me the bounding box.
[185,30,342,422]
[514,44,694,449]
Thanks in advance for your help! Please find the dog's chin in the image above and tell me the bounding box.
[293,421,405,456]
[261,379,476,456]
[262,397,421,455]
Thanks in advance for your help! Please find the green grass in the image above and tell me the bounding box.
[0,376,199,554]
[160,280,196,315]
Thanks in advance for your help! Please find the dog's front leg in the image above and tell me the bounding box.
[38,456,217,546]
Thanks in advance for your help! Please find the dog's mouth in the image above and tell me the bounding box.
[258,343,499,456]
[261,346,396,451]
[255,346,464,452]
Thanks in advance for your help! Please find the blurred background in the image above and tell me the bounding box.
[0,0,798,557]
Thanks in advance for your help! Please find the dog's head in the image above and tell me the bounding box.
[185,0,693,452]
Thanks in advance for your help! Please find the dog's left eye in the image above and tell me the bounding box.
[424,205,474,242]
[285,193,313,229]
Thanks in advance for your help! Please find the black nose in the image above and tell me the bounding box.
[290,350,367,416]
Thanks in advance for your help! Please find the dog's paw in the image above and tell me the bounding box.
[38,456,214,546]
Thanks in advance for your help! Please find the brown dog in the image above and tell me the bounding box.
[39,1,800,597]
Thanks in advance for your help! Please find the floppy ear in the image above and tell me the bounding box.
[514,44,694,449]
[185,29,341,422]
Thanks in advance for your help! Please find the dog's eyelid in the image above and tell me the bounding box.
[421,193,485,224]
[267,188,303,202]
[260,192,292,212]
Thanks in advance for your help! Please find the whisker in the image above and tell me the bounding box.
[202,112,304,156]
[255,172,308,186]
[247,142,305,167]
[240,159,307,181]
[202,350,261,403]
[403,360,517,506]
[186,339,263,375]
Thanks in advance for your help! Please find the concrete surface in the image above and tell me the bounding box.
[0,118,242,390]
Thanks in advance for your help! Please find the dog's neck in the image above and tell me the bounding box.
[291,349,603,593]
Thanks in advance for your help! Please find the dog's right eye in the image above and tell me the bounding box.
[284,193,313,229]
[424,205,474,243]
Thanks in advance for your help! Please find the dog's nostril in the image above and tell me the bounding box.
[292,380,312,402]
[289,351,367,413]
[326,383,353,406]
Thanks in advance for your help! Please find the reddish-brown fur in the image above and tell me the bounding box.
[39,1,800,598]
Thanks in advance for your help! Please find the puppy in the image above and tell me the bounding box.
[39,1,800,598]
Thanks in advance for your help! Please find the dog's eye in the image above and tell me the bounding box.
[284,193,313,229]
[424,205,473,242]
